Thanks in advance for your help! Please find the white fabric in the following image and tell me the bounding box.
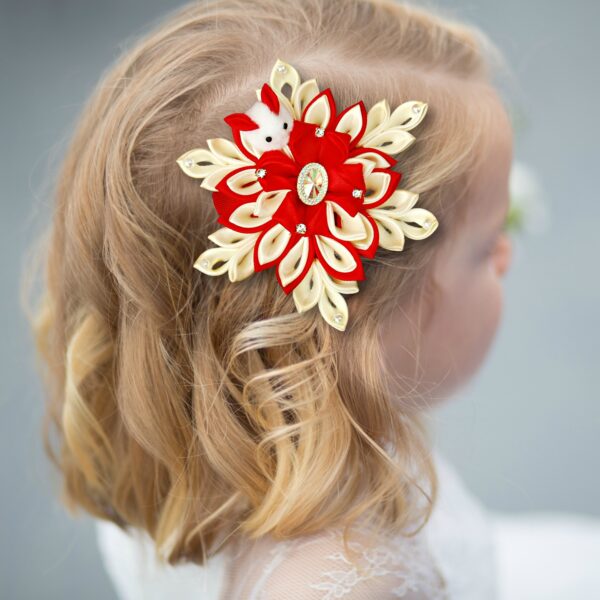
[95,454,600,599]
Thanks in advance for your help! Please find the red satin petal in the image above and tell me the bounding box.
[271,196,306,233]
[333,101,367,149]
[289,120,352,167]
[325,163,366,216]
[365,168,401,209]
[301,88,337,125]
[216,209,271,234]
[255,149,299,192]
[302,204,330,237]
[253,223,295,272]
[275,236,316,294]
[314,235,365,282]
[215,165,261,200]
[348,146,397,168]
[318,131,352,166]
[230,128,259,161]
[354,211,379,259]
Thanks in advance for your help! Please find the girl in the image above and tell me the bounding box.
[28,0,600,598]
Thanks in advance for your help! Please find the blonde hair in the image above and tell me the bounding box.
[27,0,505,565]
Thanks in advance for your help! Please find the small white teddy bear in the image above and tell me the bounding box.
[224,83,293,155]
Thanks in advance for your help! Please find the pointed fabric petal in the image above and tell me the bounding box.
[291,79,320,119]
[334,101,367,148]
[254,222,292,270]
[387,101,428,131]
[301,89,337,129]
[314,235,365,282]
[276,236,316,293]
[255,149,299,192]
[288,120,351,166]
[269,59,301,118]
[292,261,323,313]
[215,166,262,199]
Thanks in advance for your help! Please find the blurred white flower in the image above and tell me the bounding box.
[507,161,549,235]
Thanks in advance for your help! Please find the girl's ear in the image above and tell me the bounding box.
[260,83,280,114]
[224,113,260,132]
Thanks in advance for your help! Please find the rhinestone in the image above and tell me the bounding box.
[412,104,421,115]
[184,158,194,169]
[296,223,307,234]
[315,127,325,138]
[333,313,344,324]
[255,168,267,178]
[352,189,362,198]
[200,259,209,269]
[276,64,287,73]
[422,221,430,229]
[296,162,329,206]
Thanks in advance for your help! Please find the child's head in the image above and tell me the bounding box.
[382,90,513,401]
[31,0,511,563]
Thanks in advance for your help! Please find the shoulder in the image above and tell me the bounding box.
[222,525,446,599]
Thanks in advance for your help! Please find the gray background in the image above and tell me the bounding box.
[1,1,598,598]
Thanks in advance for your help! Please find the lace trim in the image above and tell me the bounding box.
[308,530,446,599]
[251,527,447,599]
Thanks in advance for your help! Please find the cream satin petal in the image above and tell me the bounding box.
[363,171,392,206]
[254,190,288,218]
[239,131,261,159]
[371,189,419,216]
[269,59,300,118]
[331,279,359,294]
[257,223,291,265]
[278,237,309,288]
[229,202,272,229]
[335,103,365,144]
[177,148,222,178]
[371,213,406,251]
[200,165,240,192]
[207,138,252,164]
[292,79,320,120]
[387,101,428,131]
[317,282,349,331]
[351,213,375,251]
[345,150,392,174]
[226,168,262,196]
[344,155,376,178]
[194,247,236,276]
[361,127,415,155]
[315,235,357,273]
[303,94,332,129]
[270,59,301,97]
[362,99,390,140]
[208,227,253,248]
[313,262,358,294]
[292,261,323,313]
[400,208,439,240]
[281,145,295,161]
[228,241,257,282]
[325,201,368,241]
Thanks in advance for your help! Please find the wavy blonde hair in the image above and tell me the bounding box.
[27,0,505,565]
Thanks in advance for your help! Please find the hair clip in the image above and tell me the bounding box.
[177,59,438,330]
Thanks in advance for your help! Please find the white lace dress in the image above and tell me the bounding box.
[95,454,600,599]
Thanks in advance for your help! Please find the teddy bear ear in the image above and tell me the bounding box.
[224,113,260,132]
[260,83,280,115]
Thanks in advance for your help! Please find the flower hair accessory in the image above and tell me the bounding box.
[177,59,438,331]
